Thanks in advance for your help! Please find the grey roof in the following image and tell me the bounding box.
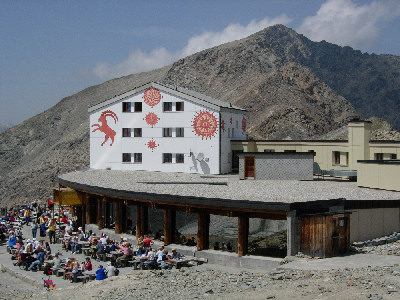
[58,169,400,212]
[88,82,245,113]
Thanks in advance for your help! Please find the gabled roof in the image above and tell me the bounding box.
[88,82,246,113]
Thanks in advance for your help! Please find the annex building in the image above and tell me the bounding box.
[57,83,400,264]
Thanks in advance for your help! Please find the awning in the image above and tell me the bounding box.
[53,188,83,206]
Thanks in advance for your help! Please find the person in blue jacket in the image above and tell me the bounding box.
[8,234,17,247]
[96,265,107,280]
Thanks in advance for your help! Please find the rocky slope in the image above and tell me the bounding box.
[0,24,399,205]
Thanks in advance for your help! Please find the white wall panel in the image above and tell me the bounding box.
[90,86,246,174]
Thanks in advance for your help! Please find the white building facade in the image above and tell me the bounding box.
[89,82,247,174]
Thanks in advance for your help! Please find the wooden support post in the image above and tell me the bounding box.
[136,204,143,239]
[287,210,300,256]
[237,215,249,256]
[197,212,210,251]
[98,197,104,230]
[121,201,128,233]
[85,194,91,226]
[114,200,122,234]
[163,209,176,246]
[104,201,110,228]
[143,205,149,235]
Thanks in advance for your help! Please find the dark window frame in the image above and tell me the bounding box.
[134,102,142,112]
[176,102,184,111]
[122,102,132,112]
[122,153,131,163]
[176,153,184,163]
[134,153,142,163]
[163,128,172,137]
[122,128,131,137]
[163,153,172,163]
[134,128,142,137]
[176,127,184,137]
[163,102,172,112]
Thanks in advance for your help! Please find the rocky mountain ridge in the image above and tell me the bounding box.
[0,24,399,205]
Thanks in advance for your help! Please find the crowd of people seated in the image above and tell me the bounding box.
[1,203,204,286]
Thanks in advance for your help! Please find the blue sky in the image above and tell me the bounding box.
[1,0,399,126]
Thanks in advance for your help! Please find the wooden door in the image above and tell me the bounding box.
[300,215,326,258]
[244,156,255,178]
[331,214,350,256]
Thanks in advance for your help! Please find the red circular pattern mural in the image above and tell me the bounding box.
[242,116,247,133]
[144,112,160,128]
[146,139,159,152]
[192,110,218,140]
[143,88,162,107]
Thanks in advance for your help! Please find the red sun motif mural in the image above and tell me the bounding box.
[144,112,160,128]
[220,119,226,132]
[143,87,162,107]
[146,139,159,152]
[242,116,247,133]
[192,110,218,140]
[91,110,118,146]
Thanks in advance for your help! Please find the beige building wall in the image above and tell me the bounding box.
[369,143,400,160]
[232,120,400,190]
[350,208,400,242]
[347,121,371,169]
[357,162,400,191]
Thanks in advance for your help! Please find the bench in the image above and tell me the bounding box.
[98,254,107,261]
[84,272,96,281]
[75,275,89,283]
[82,248,91,256]
[56,269,65,277]
[119,258,130,268]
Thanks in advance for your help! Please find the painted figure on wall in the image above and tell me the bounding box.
[92,110,118,146]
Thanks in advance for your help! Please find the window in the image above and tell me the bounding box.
[231,128,235,138]
[228,128,231,138]
[374,153,384,160]
[122,102,131,112]
[176,102,184,111]
[391,154,397,159]
[134,102,142,112]
[122,128,131,137]
[134,153,142,163]
[163,128,172,137]
[122,153,131,162]
[163,153,172,163]
[333,151,340,165]
[133,128,142,137]
[236,120,239,129]
[332,151,348,165]
[163,102,172,112]
[176,128,184,137]
[176,153,184,163]
[264,149,275,153]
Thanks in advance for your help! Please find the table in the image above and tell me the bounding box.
[82,247,91,256]
[110,251,123,260]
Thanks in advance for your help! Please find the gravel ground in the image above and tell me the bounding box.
[2,240,400,300]
[6,263,399,300]
[3,223,400,300]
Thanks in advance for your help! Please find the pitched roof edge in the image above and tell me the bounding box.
[88,81,246,113]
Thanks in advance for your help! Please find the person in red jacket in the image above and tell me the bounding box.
[84,257,92,271]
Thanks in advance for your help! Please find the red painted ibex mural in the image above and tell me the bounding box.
[91,110,118,146]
